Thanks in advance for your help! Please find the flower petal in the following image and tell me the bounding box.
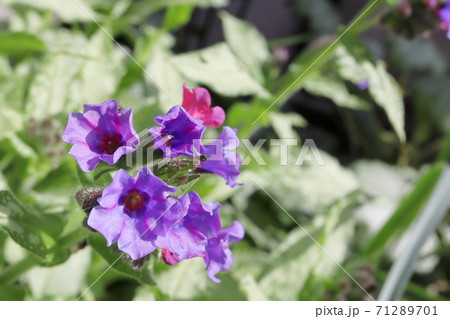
[182,84,225,128]
[97,169,134,208]
[68,143,101,172]
[203,238,233,283]
[117,215,157,260]
[88,205,126,246]
[219,221,245,243]
[62,113,96,144]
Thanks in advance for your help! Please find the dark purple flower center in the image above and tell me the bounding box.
[123,189,146,211]
[101,135,123,154]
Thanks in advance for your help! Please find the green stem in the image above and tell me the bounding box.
[58,227,89,248]
[346,0,385,34]
[0,255,38,285]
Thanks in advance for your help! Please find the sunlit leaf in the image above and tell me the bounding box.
[172,43,270,98]
[4,0,97,22]
[362,162,445,256]
[0,191,65,262]
[220,11,269,83]
[163,5,194,31]
[363,61,406,142]
[303,73,370,110]
[0,32,46,57]
[26,247,91,299]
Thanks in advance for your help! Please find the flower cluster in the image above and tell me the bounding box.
[63,85,244,282]
[437,1,450,38]
[381,0,450,39]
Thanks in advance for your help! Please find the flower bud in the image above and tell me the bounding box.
[396,1,413,18]
[75,187,104,215]
[161,249,181,266]
[423,0,438,9]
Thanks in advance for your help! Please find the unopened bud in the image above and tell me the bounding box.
[396,1,413,18]
[75,187,104,215]
[423,0,438,9]
[161,249,181,265]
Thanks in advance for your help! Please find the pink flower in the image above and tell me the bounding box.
[161,249,181,265]
[182,84,226,128]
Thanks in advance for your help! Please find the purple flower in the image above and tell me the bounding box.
[149,105,205,158]
[198,126,243,188]
[357,79,369,90]
[158,192,244,282]
[438,2,450,39]
[203,221,245,283]
[62,99,139,172]
[156,191,221,260]
[87,168,185,260]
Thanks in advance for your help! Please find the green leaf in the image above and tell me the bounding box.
[172,43,270,98]
[25,248,91,299]
[352,160,417,200]
[4,0,97,22]
[334,44,406,141]
[133,284,170,301]
[226,101,271,137]
[0,230,7,271]
[152,256,246,300]
[378,165,450,300]
[106,0,227,36]
[334,43,372,84]
[0,191,62,255]
[303,73,370,110]
[74,161,113,189]
[363,61,406,142]
[145,46,185,112]
[152,257,209,300]
[438,129,450,161]
[0,191,65,262]
[269,112,307,139]
[258,198,356,300]
[0,32,46,57]
[236,0,385,135]
[242,152,359,215]
[163,5,194,31]
[26,30,126,120]
[131,0,227,12]
[0,284,27,300]
[239,274,268,301]
[30,158,80,212]
[362,162,445,256]
[220,11,269,83]
[88,232,156,286]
